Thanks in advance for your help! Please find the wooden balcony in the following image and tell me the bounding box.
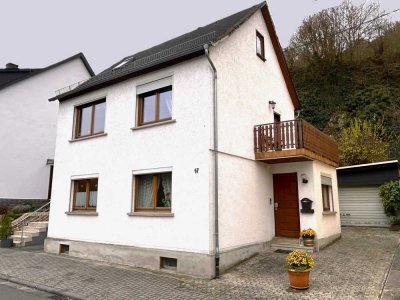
[254,119,339,167]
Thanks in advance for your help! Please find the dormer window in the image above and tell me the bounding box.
[256,31,265,61]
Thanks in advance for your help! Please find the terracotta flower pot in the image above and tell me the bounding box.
[303,238,314,247]
[288,269,310,290]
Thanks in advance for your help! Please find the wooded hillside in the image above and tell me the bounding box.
[285,1,400,166]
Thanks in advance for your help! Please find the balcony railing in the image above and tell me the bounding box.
[254,119,339,165]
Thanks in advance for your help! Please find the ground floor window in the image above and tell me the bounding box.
[321,175,333,212]
[135,172,172,212]
[72,178,98,210]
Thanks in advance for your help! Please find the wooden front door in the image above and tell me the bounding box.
[273,173,300,238]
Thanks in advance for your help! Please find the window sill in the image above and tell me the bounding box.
[127,212,174,217]
[69,133,107,142]
[65,211,98,216]
[322,211,337,216]
[131,119,176,131]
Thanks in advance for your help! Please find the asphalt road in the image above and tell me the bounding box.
[0,280,65,300]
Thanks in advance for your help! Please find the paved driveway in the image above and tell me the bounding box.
[0,227,398,299]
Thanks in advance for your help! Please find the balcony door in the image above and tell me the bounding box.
[273,173,300,238]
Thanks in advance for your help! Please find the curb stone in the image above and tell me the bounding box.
[0,273,83,300]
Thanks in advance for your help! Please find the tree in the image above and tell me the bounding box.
[286,0,391,66]
[338,118,388,166]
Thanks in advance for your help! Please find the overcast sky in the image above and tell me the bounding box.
[1,0,399,74]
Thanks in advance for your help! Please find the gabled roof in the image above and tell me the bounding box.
[0,53,94,91]
[50,2,300,110]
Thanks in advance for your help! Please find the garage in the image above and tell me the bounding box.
[337,161,399,227]
[339,186,390,227]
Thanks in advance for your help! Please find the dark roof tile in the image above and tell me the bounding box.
[51,2,264,101]
[0,53,94,92]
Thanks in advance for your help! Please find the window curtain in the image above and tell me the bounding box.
[138,175,153,207]
[158,173,172,207]
[89,191,97,207]
[164,92,172,117]
[75,192,86,207]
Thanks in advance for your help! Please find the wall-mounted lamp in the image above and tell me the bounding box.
[269,100,276,110]
[300,173,308,184]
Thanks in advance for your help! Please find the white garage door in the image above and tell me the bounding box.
[339,186,391,227]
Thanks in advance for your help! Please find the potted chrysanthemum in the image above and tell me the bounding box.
[300,228,316,247]
[286,250,314,289]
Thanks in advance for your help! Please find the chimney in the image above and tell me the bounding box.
[6,63,18,70]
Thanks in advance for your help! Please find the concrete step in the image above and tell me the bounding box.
[29,222,48,228]
[23,226,47,233]
[11,235,32,243]
[271,243,314,253]
[14,230,40,237]
[11,220,48,248]
[13,240,24,247]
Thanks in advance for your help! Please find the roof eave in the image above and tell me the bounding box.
[260,4,301,110]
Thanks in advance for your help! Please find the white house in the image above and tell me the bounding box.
[0,54,94,208]
[45,2,341,278]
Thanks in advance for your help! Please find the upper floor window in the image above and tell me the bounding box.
[256,31,265,61]
[72,178,98,211]
[137,86,172,126]
[74,100,106,138]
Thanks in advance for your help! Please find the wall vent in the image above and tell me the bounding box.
[160,257,177,270]
[59,244,70,255]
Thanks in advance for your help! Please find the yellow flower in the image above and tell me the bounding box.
[300,228,316,239]
[286,250,314,270]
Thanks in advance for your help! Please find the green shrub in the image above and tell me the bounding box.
[379,181,400,222]
[11,204,32,214]
[0,214,13,239]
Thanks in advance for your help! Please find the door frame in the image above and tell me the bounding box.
[273,172,300,238]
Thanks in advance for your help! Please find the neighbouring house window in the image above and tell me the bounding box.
[72,178,98,210]
[74,100,106,138]
[135,172,172,212]
[137,86,172,126]
[321,176,333,212]
[256,31,265,61]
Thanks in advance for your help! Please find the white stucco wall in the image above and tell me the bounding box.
[209,10,296,250]
[0,58,92,200]
[271,161,341,241]
[48,57,214,253]
[313,161,341,239]
[271,162,317,232]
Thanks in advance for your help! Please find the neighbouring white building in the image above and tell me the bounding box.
[45,2,341,278]
[0,54,94,207]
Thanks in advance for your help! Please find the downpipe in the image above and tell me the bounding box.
[204,44,220,278]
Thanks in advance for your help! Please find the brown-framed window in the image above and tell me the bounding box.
[256,31,265,61]
[72,178,98,211]
[137,86,172,126]
[74,100,106,138]
[321,184,332,211]
[134,172,172,212]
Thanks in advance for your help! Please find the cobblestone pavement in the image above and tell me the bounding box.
[382,237,400,300]
[0,227,398,300]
